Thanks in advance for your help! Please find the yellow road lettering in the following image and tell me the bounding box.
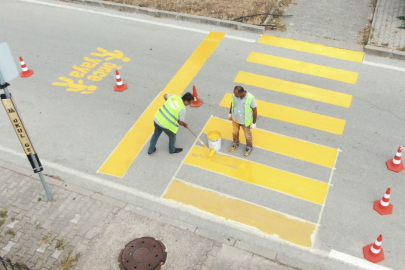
[69,71,85,78]
[72,65,91,74]
[83,56,102,65]
[81,62,97,69]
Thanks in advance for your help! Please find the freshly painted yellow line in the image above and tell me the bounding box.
[219,93,346,135]
[247,52,358,84]
[258,35,365,62]
[185,146,328,205]
[163,179,316,247]
[98,31,226,177]
[234,71,352,108]
[203,117,338,168]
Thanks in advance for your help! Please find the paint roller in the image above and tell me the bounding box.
[186,127,216,158]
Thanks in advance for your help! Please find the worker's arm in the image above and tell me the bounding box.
[252,107,257,124]
[178,121,188,129]
[228,102,232,120]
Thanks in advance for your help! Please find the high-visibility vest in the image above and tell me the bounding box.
[155,95,185,134]
[231,92,254,126]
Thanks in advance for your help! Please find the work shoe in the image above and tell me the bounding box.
[170,148,183,154]
[244,146,253,157]
[148,147,156,155]
[228,143,239,152]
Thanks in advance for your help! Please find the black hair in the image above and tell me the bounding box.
[234,86,245,94]
[182,92,194,102]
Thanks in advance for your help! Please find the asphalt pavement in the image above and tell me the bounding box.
[1,0,405,269]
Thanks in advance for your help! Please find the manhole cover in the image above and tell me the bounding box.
[118,237,167,270]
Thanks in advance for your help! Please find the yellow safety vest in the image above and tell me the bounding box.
[231,93,254,126]
[155,95,185,134]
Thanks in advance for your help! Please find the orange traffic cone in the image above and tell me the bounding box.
[190,85,203,107]
[114,70,128,92]
[363,235,384,264]
[373,188,393,215]
[386,147,404,173]
[19,56,34,78]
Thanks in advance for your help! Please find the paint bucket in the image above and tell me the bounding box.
[208,131,221,151]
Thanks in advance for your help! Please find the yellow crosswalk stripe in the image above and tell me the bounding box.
[203,117,338,168]
[247,52,358,84]
[163,179,316,247]
[234,71,352,108]
[219,93,346,135]
[184,146,329,205]
[97,31,226,177]
[258,35,365,63]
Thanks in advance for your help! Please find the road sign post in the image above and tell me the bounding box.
[0,43,52,201]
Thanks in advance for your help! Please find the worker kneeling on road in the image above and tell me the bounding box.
[148,92,194,155]
[228,86,257,157]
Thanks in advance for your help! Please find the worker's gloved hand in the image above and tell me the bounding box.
[251,123,256,129]
[228,114,232,121]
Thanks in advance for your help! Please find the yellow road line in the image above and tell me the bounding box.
[235,71,352,108]
[163,179,316,247]
[185,146,328,205]
[219,93,346,135]
[203,117,338,168]
[98,31,226,177]
[258,35,365,63]
[247,52,359,84]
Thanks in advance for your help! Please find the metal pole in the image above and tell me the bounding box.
[0,71,52,201]
[0,73,11,98]
[30,154,52,201]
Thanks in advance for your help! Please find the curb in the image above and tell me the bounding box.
[1,160,322,270]
[61,0,265,34]
[365,45,405,60]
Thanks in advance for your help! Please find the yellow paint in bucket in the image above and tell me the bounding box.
[208,131,221,151]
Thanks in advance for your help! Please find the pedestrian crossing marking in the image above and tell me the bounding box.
[219,93,346,135]
[97,31,226,177]
[203,117,338,168]
[247,52,359,84]
[235,71,352,108]
[184,146,329,205]
[163,179,316,247]
[258,35,365,63]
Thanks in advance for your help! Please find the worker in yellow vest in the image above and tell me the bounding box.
[228,86,257,157]
[148,92,194,154]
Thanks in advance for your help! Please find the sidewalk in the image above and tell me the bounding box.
[366,0,405,59]
[1,160,353,270]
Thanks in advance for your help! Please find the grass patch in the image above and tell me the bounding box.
[56,251,81,270]
[5,229,16,237]
[0,208,7,219]
[106,0,277,25]
[359,24,372,45]
[39,232,53,246]
[0,219,5,227]
[55,238,66,250]
[44,174,64,181]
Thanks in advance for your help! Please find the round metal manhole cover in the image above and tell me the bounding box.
[118,237,167,270]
